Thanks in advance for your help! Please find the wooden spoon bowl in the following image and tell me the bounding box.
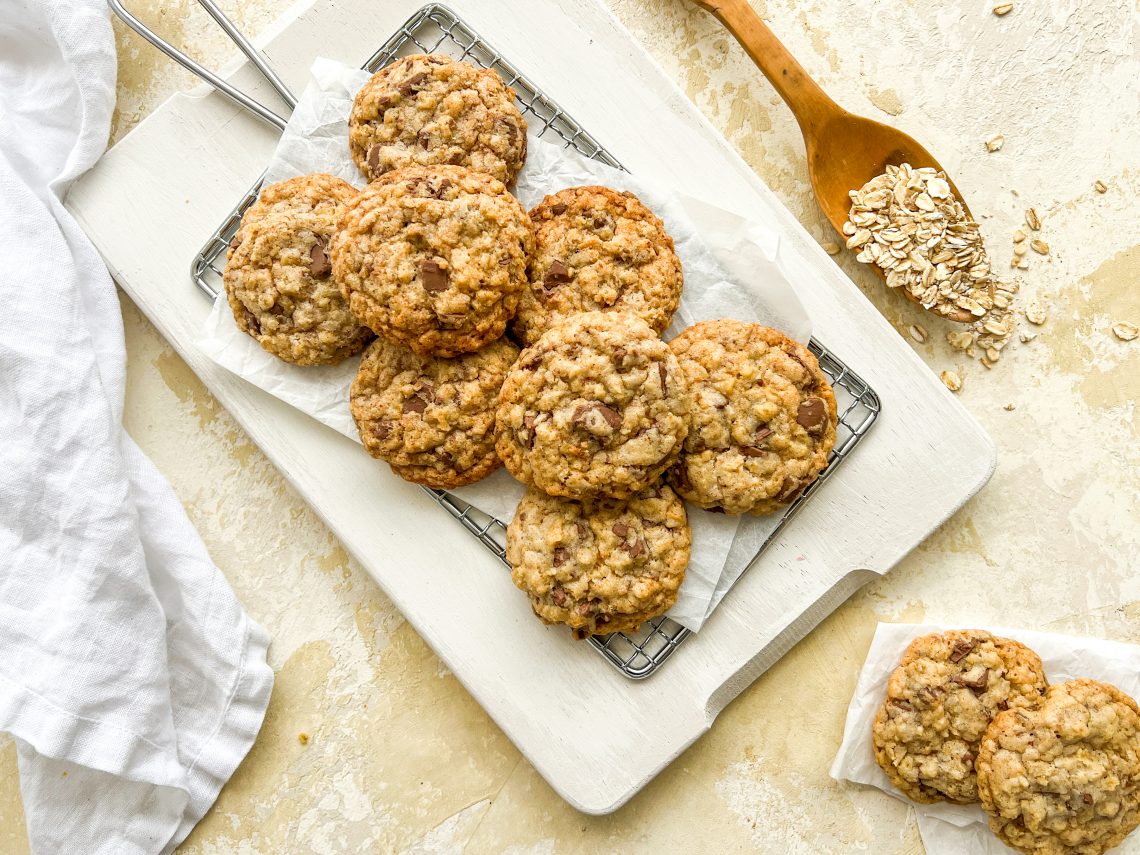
[689,0,976,323]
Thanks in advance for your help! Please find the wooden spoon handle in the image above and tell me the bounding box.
[688,0,842,134]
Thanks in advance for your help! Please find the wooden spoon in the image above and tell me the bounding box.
[688,0,976,323]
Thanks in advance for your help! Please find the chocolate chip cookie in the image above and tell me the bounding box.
[242,172,358,223]
[348,53,527,185]
[665,320,837,515]
[350,336,519,488]
[506,483,690,638]
[496,311,689,500]
[978,679,1140,855]
[225,175,372,365]
[511,186,684,345]
[872,630,1049,805]
[330,165,533,358]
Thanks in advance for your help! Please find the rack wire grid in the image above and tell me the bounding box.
[191,3,881,679]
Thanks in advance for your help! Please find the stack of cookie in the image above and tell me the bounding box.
[873,629,1140,855]
[221,51,842,640]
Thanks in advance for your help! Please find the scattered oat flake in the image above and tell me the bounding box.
[1094,180,1108,194]
[1031,239,1050,255]
[941,370,963,392]
[1004,403,1016,411]
[1019,330,1037,343]
[909,324,927,343]
[1112,321,1138,341]
[992,2,1013,15]
[1024,303,1048,325]
[1025,207,1042,231]
[985,134,1005,152]
[1013,228,1026,242]
[298,732,310,745]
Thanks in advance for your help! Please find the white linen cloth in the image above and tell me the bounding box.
[0,1,273,853]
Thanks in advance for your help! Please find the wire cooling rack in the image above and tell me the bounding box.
[191,3,881,679]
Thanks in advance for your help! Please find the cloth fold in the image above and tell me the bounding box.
[0,1,273,852]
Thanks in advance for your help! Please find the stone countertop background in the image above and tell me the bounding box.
[1,0,1137,852]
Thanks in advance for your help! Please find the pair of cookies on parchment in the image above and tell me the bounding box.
[874,630,1140,855]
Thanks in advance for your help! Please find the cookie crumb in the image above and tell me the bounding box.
[1019,330,1037,343]
[985,134,1005,152]
[821,240,841,255]
[1004,403,1016,411]
[1112,321,1138,342]
[1024,303,1048,325]
[298,732,310,745]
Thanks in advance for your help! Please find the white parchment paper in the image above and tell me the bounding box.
[831,622,1140,854]
[197,57,815,631]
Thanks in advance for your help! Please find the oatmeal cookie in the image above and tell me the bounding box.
[348,53,527,185]
[496,311,689,500]
[506,483,690,638]
[350,336,519,488]
[977,679,1140,855]
[872,630,1048,805]
[511,186,684,345]
[241,173,359,224]
[225,193,372,365]
[665,320,837,514]
[330,166,533,357]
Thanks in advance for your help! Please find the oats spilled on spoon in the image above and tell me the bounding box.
[844,163,1017,365]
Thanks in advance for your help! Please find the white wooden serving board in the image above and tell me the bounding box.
[68,0,996,813]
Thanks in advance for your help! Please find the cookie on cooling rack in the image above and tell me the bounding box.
[506,483,690,638]
[872,630,1048,805]
[350,335,519,489]
[511,186,684,346]
[666,319,837,515]
[348,53,527,185]
[496,311,689,501]
[330,165,533,357]
[225,174,372,365]
[240,172,359,223]
[977,679,1140,855]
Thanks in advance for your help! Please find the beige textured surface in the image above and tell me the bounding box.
[1,0,1137,851]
